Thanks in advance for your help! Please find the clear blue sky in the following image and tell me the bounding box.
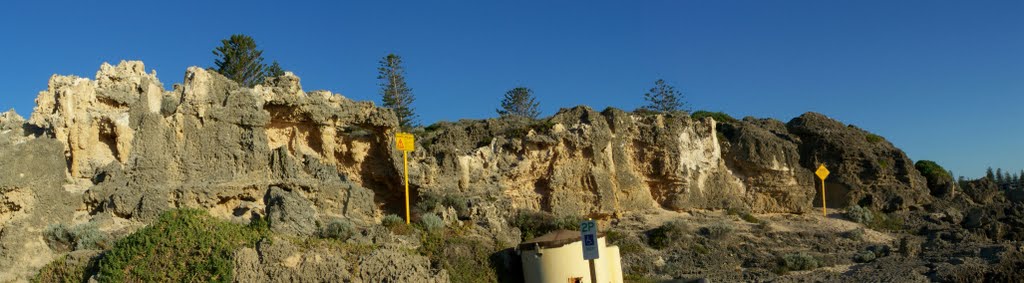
[1,1,1021,178]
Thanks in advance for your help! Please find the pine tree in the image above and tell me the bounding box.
[996,168,1004,184]
[986,167,995,180]
[1019,170,1024,190]
[497,87,541,119]
[266,61,285,78]
[213,34,269,87]
[378,53,418,129]
[642,79,688,113]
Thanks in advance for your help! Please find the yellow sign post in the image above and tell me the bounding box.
[815,164,830,217]
[395,132,415,224]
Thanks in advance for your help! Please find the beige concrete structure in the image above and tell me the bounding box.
[519,230,624,283]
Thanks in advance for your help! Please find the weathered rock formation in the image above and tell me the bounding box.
[0,61,941,280]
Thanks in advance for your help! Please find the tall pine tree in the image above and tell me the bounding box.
[378,53,418,129]
[1019,170,1024,190]
[497,87,541,119]
[213,34,269,87]
[986,167,995,180]
[642,79,688,113]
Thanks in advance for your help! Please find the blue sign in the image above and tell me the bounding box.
[580,220,600,260]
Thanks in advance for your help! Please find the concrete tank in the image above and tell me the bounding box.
[519,230,623,283]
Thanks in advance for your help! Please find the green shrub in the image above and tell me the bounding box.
[866,211,904,232]
[382,214,404,227]
[846,205,903,231]
[606,229,645,256]
[844,205,873,224]
[700,222,734,241]
[43,224,75,252]
[647,220,690,249]
[420,213,444,232]
[736,211,760,223]
[865,133,884,144]
[43,223,111,252]
[915,160,951,180]
[382,214,413,235]
[691,110,737,123]
[854,250,876,263]
[96,209,269,282]
[319,219,355,241]
[508,210,581,240]
[416,192,469,218]
[777,252,818,274]
[841,228,865,241]
[419,231,499,282]
[32,254,99,283]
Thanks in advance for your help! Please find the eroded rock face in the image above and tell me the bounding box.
[27,61,396,223]
[411,107,754,216]
[0,61,946,280]
[786,112,931,211]
[719,117,815,213]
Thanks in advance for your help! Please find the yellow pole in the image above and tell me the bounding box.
[821,178,827,217]
[404,150,410,224]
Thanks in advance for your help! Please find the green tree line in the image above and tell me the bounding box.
[211,34,697,130]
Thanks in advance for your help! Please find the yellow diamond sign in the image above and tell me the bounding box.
[815,164,830,180]
[395,132,414,152]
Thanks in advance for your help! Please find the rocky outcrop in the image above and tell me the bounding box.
[0,61,948,280]
[410,107,764,217]
[785,112,931,211]
[718,117,816,213]
[26,61,396,223]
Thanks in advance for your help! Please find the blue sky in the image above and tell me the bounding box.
[1,1,1021,178]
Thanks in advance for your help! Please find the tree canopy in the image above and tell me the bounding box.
[213,34,274,87]
[642,79,688,113]
[265,61,285,78]
[497,87,541,119]
[378,53,418,129]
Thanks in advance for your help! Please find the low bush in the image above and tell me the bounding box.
[508,210,581,240]
[416,192,469,218]
[846,205,904,231]
[691,110,737,123]
[700,222,734,241]
[606,229,645,255]
[844,205,873,224]
[777,252,819,274]
[43,223,111,252]
[96,209,269,282]
[32,254,99,283]
[647,220,690,249]
[841,228,865,241]
[865,133,884,144]
[382,214,413,235]
[419,230,499,283]
[420,213,444,232]
[319,219,355,241]
[853,250,876,263]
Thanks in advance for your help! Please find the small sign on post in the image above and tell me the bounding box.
[580,220,599,260]
[816,164,830,217]
[395,132,415,224]
[580,219,599,283]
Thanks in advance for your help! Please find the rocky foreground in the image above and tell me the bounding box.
[0,61,1021,282]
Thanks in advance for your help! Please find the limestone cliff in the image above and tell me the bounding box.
[0,61,938,280]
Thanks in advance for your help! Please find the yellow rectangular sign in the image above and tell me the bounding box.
[395,132,414,152]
